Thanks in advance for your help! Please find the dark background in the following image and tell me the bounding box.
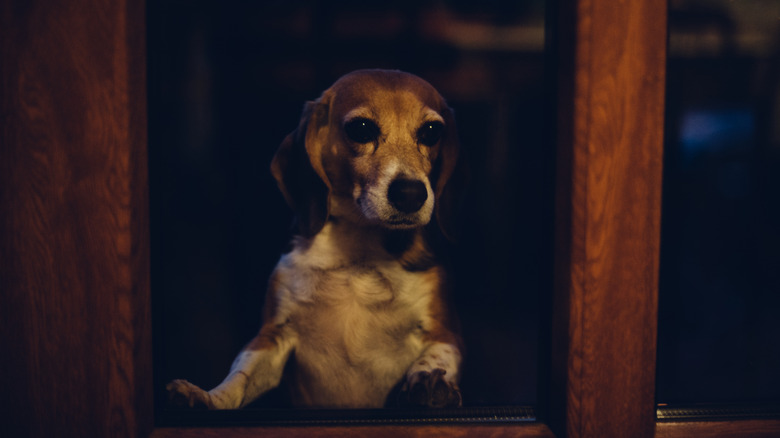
[148,0,551,414]
[148,0,780,417]
[657,0,780,404]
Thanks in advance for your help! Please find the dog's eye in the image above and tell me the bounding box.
[344,118,380,144]
[417,121,444,147]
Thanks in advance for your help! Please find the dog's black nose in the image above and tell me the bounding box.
[388,179,428,213]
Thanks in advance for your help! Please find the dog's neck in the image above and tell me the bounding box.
[295,218,436,272]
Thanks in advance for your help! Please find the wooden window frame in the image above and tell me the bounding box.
[2,0,779,436]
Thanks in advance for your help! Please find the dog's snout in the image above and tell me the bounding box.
[388,179,428,213]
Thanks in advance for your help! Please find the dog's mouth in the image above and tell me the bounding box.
[384,217,420,228]
[352,176,434,229]
[354,195,430,228]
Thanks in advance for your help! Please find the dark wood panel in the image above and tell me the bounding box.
[551,0,667,437]
[0,1,150,437]
[657,420,780,438]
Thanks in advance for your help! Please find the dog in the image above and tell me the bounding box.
[167,69,465,409]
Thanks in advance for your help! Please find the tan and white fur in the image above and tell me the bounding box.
[167,69,465,409]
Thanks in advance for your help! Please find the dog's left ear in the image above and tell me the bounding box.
[271,97,333,238]
[433,105,468,241]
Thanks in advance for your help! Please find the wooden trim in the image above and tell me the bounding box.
[550,0,667,437]
[0,0,151,436]
[151,424,556,438]
[656,420,780,438]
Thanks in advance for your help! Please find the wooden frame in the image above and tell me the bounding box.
[3,0,779,437]
[547,0,665,436]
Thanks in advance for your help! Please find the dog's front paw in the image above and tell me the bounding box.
[166,379,214,409]
[400,369,462,408]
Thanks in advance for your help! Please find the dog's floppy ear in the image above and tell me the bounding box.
[433,105,467,241]
[271,98,332,238]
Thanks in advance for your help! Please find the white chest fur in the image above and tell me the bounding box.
[270,223,438,407]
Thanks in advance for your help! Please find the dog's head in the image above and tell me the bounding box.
[272,69,464,239]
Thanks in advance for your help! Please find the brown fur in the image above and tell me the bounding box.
[166,69,465,409]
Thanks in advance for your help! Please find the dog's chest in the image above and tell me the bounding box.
[278,253,432,358]
[272,232,438,405]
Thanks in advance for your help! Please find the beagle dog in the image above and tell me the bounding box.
[167,69,464,409]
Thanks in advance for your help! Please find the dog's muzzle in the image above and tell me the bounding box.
[388,178,428,214]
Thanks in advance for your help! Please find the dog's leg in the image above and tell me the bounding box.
[402,341,462,408]
[167,323,296,409]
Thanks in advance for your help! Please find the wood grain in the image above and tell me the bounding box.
[551,0,667,437]
[656,420,780,438]
[0,1,150,437]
